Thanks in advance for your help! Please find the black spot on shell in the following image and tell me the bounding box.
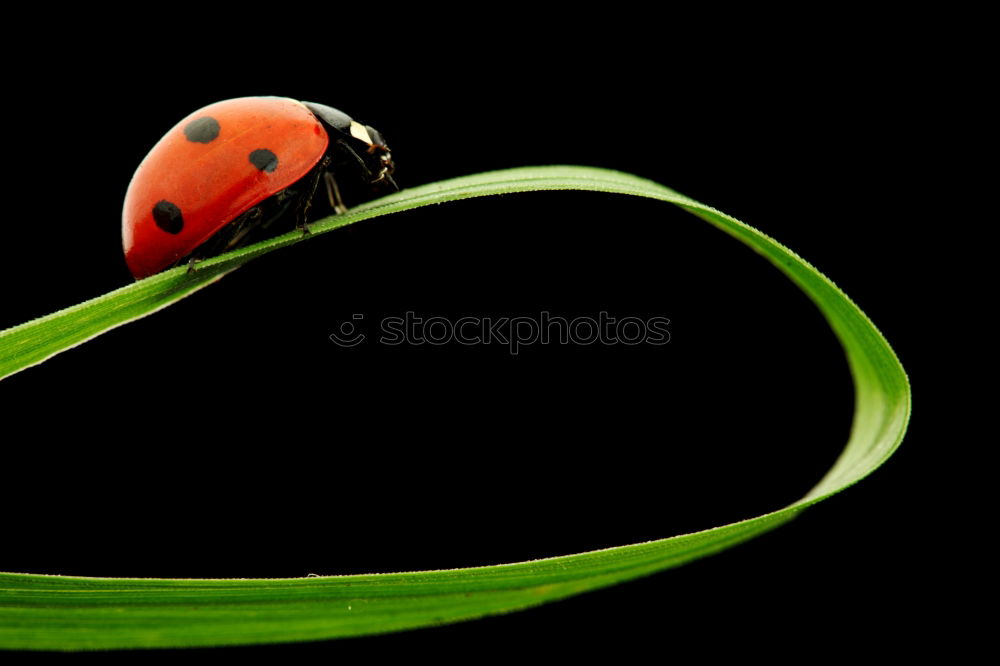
[183,116,221,143]
[249,149,278,173]
[152,200,184,234]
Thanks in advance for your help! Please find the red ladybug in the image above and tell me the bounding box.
[122,97,396,279]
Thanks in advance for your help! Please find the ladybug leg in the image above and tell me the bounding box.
[333,138,375,181]
[293,156,331,236]
[332,137,397,192]
[222,207,264,250]
[324,172,349,215]
[181,207,264,274]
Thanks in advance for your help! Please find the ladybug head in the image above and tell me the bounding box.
[350,122,397,191]
[302,100,397,192]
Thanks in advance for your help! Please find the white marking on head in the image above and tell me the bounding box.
[350,120,374,146]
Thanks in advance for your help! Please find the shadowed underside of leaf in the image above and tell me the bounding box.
[0,166,910,651]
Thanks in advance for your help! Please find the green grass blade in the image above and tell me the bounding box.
[0,166,911,650]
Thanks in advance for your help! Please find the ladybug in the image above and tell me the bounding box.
[122,96,396,279]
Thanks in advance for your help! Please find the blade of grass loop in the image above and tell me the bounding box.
[0,166,911,650]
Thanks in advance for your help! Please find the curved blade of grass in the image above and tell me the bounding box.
[0,166,910,650]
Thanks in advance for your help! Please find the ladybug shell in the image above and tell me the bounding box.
[122,97,329,279]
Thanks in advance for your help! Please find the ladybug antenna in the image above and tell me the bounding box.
[379,170,399,192]
[373,151,398,191]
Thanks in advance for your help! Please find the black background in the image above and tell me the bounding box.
[0,13,945,660]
